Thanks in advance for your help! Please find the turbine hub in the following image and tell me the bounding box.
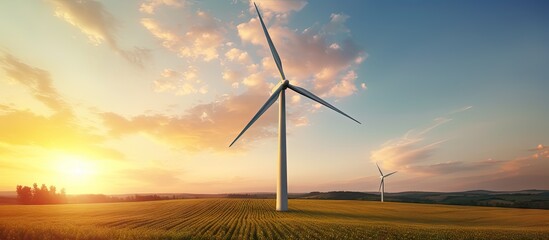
[282,79,289,89]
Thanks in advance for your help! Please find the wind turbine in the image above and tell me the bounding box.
[229,3,361,212]
[376,163,396,202]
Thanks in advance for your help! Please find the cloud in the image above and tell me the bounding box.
[139,0,184,14]
[153,67,208,95]
[101,92,275,152]
[141,11,226,61]
[236,11,365,98]
[327,70,358,98]
[1,54,70,116]
[528,144,548,151]
[251,0,307,13]
[222,69,244,85]
[130,1,364,149]
[371,117,451,170]
[0,53,123,161]
[101,89,308,152]
[453,149,549,190]
[449,105,473,115]
[46,0,149,67]
[369,104,547,191]
[323,13,350,35]
[371,105,475,172]
[405,159,504,175]
[225,48,251,64]
[140,18,180,49]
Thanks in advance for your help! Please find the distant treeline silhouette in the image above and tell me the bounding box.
[68,194,174,203]
[14,184,177,205]
[16,183,67,204]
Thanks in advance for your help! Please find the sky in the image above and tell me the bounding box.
[0,0,548,195]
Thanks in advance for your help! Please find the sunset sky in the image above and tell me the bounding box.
[1,0,548,194]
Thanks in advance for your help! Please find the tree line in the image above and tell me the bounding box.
[16,183,67,204]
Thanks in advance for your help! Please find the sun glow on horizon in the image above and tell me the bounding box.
[53,154,101,193]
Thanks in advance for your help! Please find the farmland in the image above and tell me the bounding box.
[1,199,548,239]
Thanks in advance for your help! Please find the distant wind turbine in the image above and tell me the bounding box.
[229,3,361,212]
[376,163,396,203]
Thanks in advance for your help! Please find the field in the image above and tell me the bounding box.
[1,199,548,239]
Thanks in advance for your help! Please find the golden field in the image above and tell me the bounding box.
[1,198,548,239]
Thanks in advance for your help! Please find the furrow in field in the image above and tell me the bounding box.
[169,199,225,233]
[222,199,250,239]
[193,199,235,237]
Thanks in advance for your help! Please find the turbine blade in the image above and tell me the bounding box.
[229,85,284,147]
[379,178,384,192]
[254,2,286,80]
[288,84,361,124]
[385,171,397,177]
[376,162,384,176]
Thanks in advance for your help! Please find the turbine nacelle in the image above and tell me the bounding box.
[271,80,289,93]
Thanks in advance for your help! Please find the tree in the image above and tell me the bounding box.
[49,185,57,203]
[15,183,67,204]
[16,185,32,204]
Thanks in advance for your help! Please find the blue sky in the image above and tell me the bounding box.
[0,0,547,194]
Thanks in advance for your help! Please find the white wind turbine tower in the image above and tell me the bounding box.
[229,3,361,212]
[376,163,396,203]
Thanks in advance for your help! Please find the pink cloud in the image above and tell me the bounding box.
[327,70,358,98]
[371,117,451,170]
[452,150,549,190]
[140,0,184,14]
[371,106,473,173]
[141,11,225,61]
[101,90,306,152]
[236,9,365,99]
[251,0,307,13]
[153,67,208,95]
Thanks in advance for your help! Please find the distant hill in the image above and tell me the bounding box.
[2,190,548,209]
[297,191,379,200]
[293,190,549,209]
[0,191,16,197]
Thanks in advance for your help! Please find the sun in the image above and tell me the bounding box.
[56,154,97,182]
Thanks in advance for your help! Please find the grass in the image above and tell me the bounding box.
[0,198,548,239]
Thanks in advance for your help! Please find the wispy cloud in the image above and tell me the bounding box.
[371,117,451,170]
[405,159,503,175]
[46,0,150,67]
[0,53,123,160]
[451,148,549,190]
[449,105,473,115]
[101,90,307,152]
[369,103,549,191]
[371,106,473,171]
[1,54,70,116]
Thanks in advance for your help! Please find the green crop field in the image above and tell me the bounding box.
[0,199,548,239]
